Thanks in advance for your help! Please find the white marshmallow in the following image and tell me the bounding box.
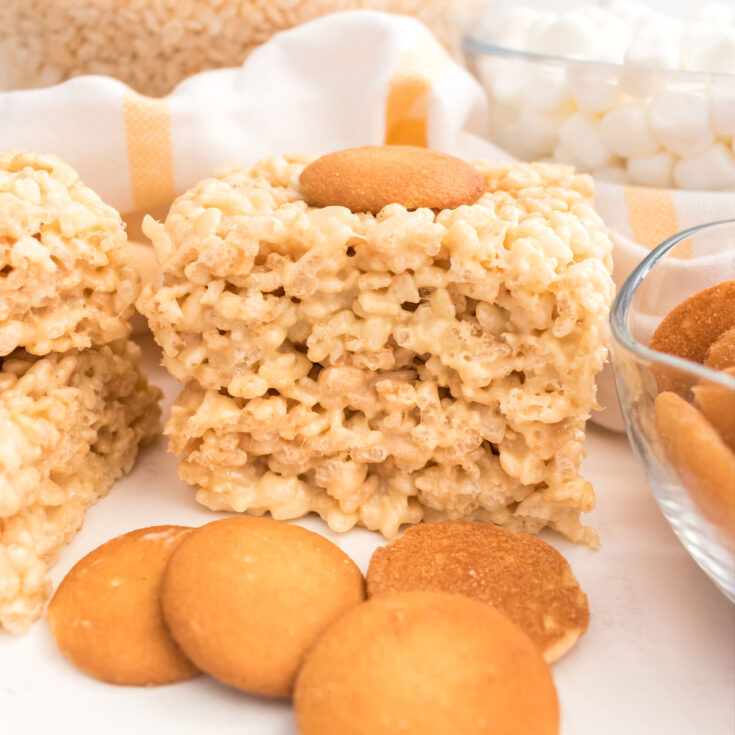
[478,56,525,107]
[686,30,735,75]
[524,11,557,52]
[710,78,735,137]
[600,104,660,158]
[680,21,720,71]
[553,141,583,168]
[607,0,653,30]
[649,89,714,158]
[568,65,621,114]
[514,104,560,157]
[558,113,612,170]
[494,7,548,49]
[626,151,676,188]
[674,144,735,190]
[696,4,735,30]
[619,66,657,99]
[593,164,629,184]
[577,6,631,57]
[635,12,683,38]
[625,27,680,71]
[520,63,571,111]
[527,11,600,59]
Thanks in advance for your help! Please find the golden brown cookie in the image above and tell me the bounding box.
[655,391,735,540]
[649,281,735,394]
[161,516,365,698]
[299,145,486,214]
[692,367,735,452]
[294,591,559,735]
[366,521,589,662]
[705,327,735,372]
[47,525,198,686]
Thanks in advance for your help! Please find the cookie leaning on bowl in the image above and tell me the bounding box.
[649,280,735,396]
[650,281,735,540]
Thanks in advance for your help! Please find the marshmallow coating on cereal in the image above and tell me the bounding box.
[0,341,162,635]
[0,152,139,357]
[140,153,614,545]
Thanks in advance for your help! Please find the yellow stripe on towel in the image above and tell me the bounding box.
[624,186,691,258]
[122,92,176,211]
[385,33,450,147]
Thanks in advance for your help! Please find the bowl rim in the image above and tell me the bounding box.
[461,37,735,81]
[610,219,735,391]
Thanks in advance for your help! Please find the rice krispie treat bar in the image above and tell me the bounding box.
[0,1,475,96]
[0,151,139,357]
[0,340,162,634]
[142,150,614,545]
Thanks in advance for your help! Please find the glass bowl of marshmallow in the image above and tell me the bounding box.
[464,1,735,189]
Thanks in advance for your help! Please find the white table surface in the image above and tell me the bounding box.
[2,335,734,735]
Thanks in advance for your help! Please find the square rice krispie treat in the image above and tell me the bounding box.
[0,151,140,357]
[141,151,614,545]
[0,340,162,634]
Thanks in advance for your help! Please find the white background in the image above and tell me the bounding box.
[1,337,733,735]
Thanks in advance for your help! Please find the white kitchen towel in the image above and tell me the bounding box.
[1,9,733,430]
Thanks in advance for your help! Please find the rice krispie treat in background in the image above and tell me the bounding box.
[0,0,477,97]
[0,340,162,634]
[142,146,614,544]
[0,151,139,357]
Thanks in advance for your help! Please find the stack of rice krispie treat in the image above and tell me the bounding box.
[0,152,161,634]
[140,148,613,547]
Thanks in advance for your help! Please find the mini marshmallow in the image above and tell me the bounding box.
[686,30,735,75]
[680,21,721,71]
[553,141,583,168]
[619,65,657,99]
[710,78,735,137]
[494,6,549,50]
[577,7,631,59]
[520,62,572,111]
[697,3,735,27]
[593,164,629,184]
[697,3,735,28]
[674,144,735,190]
[524,11,557,52]
[568,65,622,114]
[515,104,560,157]
[600,104,660,158]
[558,113,612,170]
[527,10,600,58]
[478,57,525,107]
[607,0,652,30]
[626,151,676,188]
[625,27,680,71]
[649,89,714,158]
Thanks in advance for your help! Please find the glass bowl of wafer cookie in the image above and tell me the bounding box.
[611,220,735,602]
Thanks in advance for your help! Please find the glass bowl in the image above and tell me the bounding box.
[462,37,735,190]
[610,220,735,601]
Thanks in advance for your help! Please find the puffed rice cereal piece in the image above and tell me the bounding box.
[0,340,162,634]
[143,154,614,545]
[0,151,139,357]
